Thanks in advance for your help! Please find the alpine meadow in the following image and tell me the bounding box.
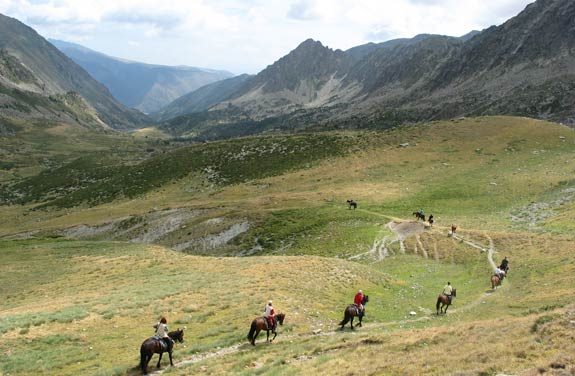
[1,1,575,375]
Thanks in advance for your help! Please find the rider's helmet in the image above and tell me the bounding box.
[268,300,273,305]
[358,289,363,294]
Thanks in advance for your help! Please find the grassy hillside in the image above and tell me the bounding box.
[1,116,574,375]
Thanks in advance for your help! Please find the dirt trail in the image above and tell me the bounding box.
[348,218,427,261]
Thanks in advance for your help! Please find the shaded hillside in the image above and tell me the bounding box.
[50,39,233,113]
[153,74,252,121]
[0,14,148,130]
[160,0,575,139]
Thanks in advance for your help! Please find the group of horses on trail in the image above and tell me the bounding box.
[138,205,509,374]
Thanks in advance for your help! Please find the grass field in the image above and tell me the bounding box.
[1,116,574,375]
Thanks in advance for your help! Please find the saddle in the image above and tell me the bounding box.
[153,337,172,351]
[265,317,276,331]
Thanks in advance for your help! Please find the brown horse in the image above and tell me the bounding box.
[247,312,285,346]
[436,289,456,315]
[140,329,184,374]
[339,295,369,330]
[491,275,502,290]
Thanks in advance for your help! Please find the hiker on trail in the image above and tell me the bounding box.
[428,214,434,226]
[153,317,174,346]
[499,257,509,273]
[263,300,276,330]
[354,289,365,314]
[442,282,453,304]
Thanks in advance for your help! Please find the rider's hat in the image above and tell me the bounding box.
[268,300,273,305]
[358,289,363,293]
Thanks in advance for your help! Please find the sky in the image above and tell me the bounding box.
[0,0,536,74]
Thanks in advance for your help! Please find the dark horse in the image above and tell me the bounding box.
[436,289,456,315]
[339,295,369,330]
[413,211,425,221]
[347,200,357,210]
[140,329,184,375]
[247,312,285,346]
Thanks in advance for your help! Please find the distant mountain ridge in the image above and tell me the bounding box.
[0,14,148,130]
[158,0,575,139]
[50,39,233,113]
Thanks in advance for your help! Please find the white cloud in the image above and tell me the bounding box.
[0,0,536,73]
[287,0,321,20]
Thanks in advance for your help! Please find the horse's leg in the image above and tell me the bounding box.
[157,352,162,368]
[350,316,355,330]
[253,329,260,345]
[266,329,270,342]
[168,350,173,366]
[143,354,150,374]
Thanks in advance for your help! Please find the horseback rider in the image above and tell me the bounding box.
[499,257,509,273]
[494,266,506,280]
[442,282,453,304]
[263,300,276,330]
[419,208,424,216]
[153,317,173,347]
[354,289,365,314]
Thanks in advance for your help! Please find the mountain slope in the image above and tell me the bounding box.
[160,0,575,139]
[50,39,234,113]
[152,74,252,121]
[0,14,148,130]
[1,117,574,375]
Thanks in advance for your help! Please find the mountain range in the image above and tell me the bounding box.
[0,14,148,131]
[50,39,233,114]
[155,0,575,139]
[1,0,574,138]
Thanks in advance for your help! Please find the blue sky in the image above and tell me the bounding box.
[0,0,535,74]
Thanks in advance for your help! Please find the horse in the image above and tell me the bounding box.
[491,274,501,289]
[413,211,425,221]
[347,200,357,210]
[140,329,184,375]
[339,295,369,330]
[247,312,285,346]
[436,289,456,315]
[450,224,457,235]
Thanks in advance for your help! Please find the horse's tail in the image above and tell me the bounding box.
[247,320,257,342]
[436,296,441,311]
[140,344,147,373]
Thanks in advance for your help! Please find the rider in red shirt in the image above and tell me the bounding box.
[354,290,364,313]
